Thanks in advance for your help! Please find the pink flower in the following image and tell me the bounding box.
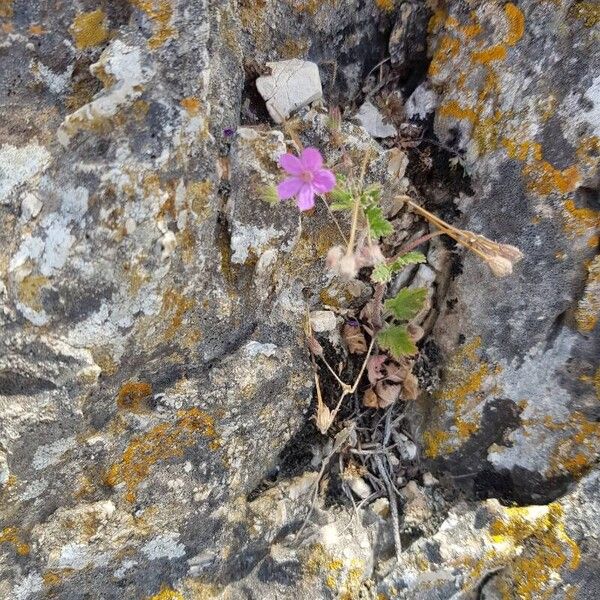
[277,147,336,211]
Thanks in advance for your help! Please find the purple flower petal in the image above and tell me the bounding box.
[296,184,315,211]
[279,153,304,176]
[300,147,323,171]
[277,176,303,200]
[312,169,336,193]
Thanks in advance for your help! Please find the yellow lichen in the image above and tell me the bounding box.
[70,10,109,49]
[438,100,477,122]
[147,587,185,600]
[187,180,213,217]
[18,274,48,311]
[0,0,13,18]
[504,3,525,46]
[424,338,500,458]
[160,290,196,341]
[116,381,153,412]
[568,1,600,26]
[43,570,74,586]
[130,0,176,49]
[485,503,580,600]
[0,527,30,556]
[502,139,542,162]
[575,255,600,333]
[105,407,220,502]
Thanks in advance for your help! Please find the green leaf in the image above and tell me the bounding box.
[384,287,428,321]
[329,186,353,211]
[372,252,427,284]
[364,205,393,238]
[377,325,418,359]
[388,251,427,272]
[362,184,382,202]
[371,264,393,283]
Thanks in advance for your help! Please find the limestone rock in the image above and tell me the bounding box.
[356,100,397,138]
[256,60,323,124]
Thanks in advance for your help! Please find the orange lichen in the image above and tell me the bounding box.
[375,0,395,10]
[105,407,220,502]
[428,9,448,34]
[70,10,109,49]
[460,21,482,39]
[0,527,30,556]
[502,139,542,162]
[147,587,185,600]
[561,199,600,239]
[117,382,153,412]
[28,23,45,36]
[42,570,74,586]
[423,429,452,458]
[523,161,581,195]
[130,0,176,48]
[576,136,600,169]
[180,96,201,115]
[160,290,196,340]
[504,3,525,46]
[428,35,461,76]
[575,255,600,332]
[471,45,507,64]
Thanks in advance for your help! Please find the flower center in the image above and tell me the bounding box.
[301,170,313,183]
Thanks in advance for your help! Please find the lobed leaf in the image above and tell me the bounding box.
[384,287,427,321]
[377,325,418,359]
[364,205,394,238]
[371,252,426,283]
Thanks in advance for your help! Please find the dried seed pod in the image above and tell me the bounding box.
[307,335,324,356]
[343,323,367,354]
[314,402,334,434]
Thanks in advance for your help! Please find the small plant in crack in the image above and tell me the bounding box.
[273,145,523,432]
[269,140,523,561]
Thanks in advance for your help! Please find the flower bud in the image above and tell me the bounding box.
[486,255,513,277]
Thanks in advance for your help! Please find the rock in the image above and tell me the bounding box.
[19,193,43,222]
[388,1,430,72]
[378,466,600,599]
[356,100,397,138]
[405,82,438,121]
[309,310,337,333]
[256,60,323,124]
[400,481,431,527]
[415,0,600,504]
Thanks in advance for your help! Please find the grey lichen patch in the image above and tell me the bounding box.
[0,142,51,204]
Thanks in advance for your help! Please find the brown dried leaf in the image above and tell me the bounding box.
[367,355,387,384]
[343,323,367,354]
[385,358,412,383]
[407,323,424,343]
[363,387,380,408]
[375,380,401,408]
[307,335,324,356]
[359,299,377,327]
[402,373,419,401]
[314,402,334,434]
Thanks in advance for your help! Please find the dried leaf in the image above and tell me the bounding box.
[363,387,380,408]
[367,355,387,384]
[307,335,324,356]
[406,323,424,343]
[402,373,419,400]
[375,380,401,408]
[384,358,412,383]
[315,402,334,434]
[343,323,367,354]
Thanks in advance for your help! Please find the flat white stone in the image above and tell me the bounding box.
[310,310,337,333]
[356,101,397,138]
[256,60,323,124]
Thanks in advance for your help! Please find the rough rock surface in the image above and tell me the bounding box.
[1,0,599,599]
[418,0,600,505]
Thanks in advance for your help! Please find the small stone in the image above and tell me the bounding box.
[256,60,323,124]
[371,498,390,518]
[310,310,337,333]
[356,101,397,138]
[20,193,43,221]
[160,230,177,259]
[401,481,431,526]
[405,82,438,120]
[422,472,438,487]
[347,476,371,500]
